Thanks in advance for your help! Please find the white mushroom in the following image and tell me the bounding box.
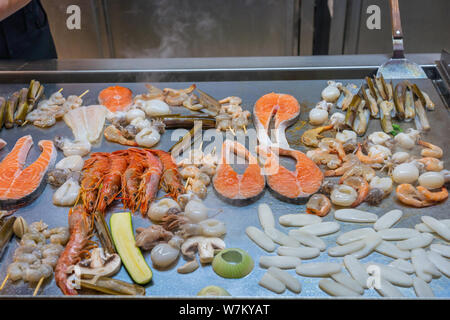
[181,236,226,264]
[73,248,121,283]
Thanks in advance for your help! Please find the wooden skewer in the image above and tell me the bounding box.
[57,88,63,94]
[78,90,89,99]
[33,276,44,296]
[184,177,191,189]
[243,125,247,134]
[0,274,9,291]
[228,127,236,136]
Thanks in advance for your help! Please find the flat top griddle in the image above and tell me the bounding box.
[0,77,448,298]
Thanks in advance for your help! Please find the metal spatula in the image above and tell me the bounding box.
[377,0,427,79]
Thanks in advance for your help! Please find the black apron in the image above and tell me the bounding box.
[0,0,57,60]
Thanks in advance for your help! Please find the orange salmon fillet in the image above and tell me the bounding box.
[213,140,265,201]
[98,86,133,112]
[254,92,300,129]
[0,135,33,196]
[0,139,56,200]
[262,146,323,199]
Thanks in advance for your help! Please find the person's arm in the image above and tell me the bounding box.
[0,0,31,21]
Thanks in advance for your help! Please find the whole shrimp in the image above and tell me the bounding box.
[416,186,448,202]
[416,157,444,172]
[150,150,186,202]
[318,138,346,159]
[324,154,360,177]
[121,149,147,212]
[55,205,93,295]
[417,140,443,159]
[301,124,334,148]
[342,175,369,207]
[136,150,163,215]
[306,194,331,217]
[81,152,111,213]
[95,151,128,213]
[396,184,434,208]
[355,143,384,165]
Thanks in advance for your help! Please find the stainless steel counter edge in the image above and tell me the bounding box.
[0,54,441,83]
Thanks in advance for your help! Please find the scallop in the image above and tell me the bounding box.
[150,243,179,268]
[184,199,208,223]
[55,155,84,172]
[368,131,391,145]
[321,83,341,102]
[391,151,410,164]
[392,162,419,184]
[139,99,171,117]
[336,130,357,144]
[126,108,146,122]
[418,172,444,190]
[394,132,415,149]
[368,145,391,159]
[369,176,393,195]
[309,108,328,125]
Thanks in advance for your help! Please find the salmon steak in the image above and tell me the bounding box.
[0,136,56,210]
[98,86,133,112]
[253,92,300,149]
[213,140,265,205]
[257,145,323,203]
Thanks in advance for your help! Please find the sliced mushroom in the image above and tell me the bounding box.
[181,236,226,264]
[75,248,121,281]
[177,259,200,274]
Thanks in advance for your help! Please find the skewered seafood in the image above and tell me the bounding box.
[7,219,68,291]
[26,91,82,128]
[216,96,251,132]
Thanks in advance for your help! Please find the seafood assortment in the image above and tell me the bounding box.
[0,77,448,299]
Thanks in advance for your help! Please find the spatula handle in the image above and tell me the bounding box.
[389,0,403,39]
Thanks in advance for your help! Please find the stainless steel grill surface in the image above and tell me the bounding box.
[0,76,448,298]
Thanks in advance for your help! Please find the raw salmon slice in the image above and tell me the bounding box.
[213,140,265,205]
[0,139,56,209]
[0,135,33,196]
[258,146,323,203]
[254,92,300,149]
[98,86,133,112]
